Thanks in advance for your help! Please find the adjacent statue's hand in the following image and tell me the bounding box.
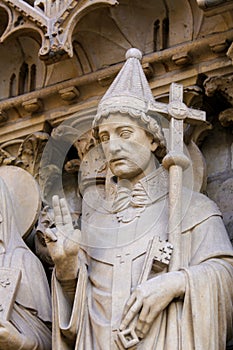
[120,271,186,339]
[44,195,80,281]
[0,320,35,350]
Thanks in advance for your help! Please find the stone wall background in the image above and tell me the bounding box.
[201,119,233,243]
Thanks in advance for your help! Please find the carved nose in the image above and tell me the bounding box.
[108,139,121,154]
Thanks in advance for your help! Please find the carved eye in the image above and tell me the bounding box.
[100,134,109,142]
[120,130,132,139]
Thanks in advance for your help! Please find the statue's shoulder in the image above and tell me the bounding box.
[182,188,222,232]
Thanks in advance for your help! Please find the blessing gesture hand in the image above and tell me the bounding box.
[44,195,80,281]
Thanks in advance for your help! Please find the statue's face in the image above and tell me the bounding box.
[98,113,158,183]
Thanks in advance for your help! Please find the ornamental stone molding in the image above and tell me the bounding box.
[197,0,233,9]
[1,0,233,146]
[196,0,233,14]
[0,0,233,68]
[0,0,118,63]
[204,74,233,126]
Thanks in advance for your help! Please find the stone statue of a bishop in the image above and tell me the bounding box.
[45,48,233,349]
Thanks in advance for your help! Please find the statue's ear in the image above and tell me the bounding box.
[0,212,2,223]
[150,141,158,153]
[146,132,158,152]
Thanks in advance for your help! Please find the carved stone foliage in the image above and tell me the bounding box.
[0,132,49,178]
[204,74,233,127]
[204,74,233,102]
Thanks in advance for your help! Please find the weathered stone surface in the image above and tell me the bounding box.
[43,48,233,349]
[0,174,52,349]
[0,1,233,349]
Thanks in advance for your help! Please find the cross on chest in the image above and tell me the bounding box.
[157,242,172,259]
[115,252,131,264]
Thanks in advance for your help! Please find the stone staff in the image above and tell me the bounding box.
[149,82,206,271]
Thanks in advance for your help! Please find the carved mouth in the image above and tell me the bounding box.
[109,158,127,164]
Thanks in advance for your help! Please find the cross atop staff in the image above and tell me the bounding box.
[149,83,206,157]
[148,83,206,271]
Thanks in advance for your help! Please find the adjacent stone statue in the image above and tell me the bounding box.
[45,49,233,349]
[0,177,52,349]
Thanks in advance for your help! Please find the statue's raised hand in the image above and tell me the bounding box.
[44,195,80,281]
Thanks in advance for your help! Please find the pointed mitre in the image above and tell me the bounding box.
[94,48,160,119]
[93,48,166,158]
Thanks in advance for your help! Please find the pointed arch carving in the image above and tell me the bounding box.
[0,0,118,64]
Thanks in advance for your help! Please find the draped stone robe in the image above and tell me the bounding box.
[0,177,52,350]
[52,167,233,350]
